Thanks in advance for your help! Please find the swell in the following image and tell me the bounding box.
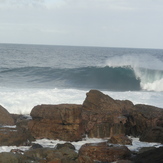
[0,66,141,91]
[5,65,163,92]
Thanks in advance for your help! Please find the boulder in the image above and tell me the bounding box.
[140,127,163,143]
[0,152,29,163]
[82,90,134,138]
[108,134,132,145]
[133,147,163,163]
[82,90,163,138]
[78,142,131,163]
[125,104,163,136]
[55,143,76,150]
[0,105,14,125]
[0,126,34,146]
[28,104,84,141]
[24,146,78,163]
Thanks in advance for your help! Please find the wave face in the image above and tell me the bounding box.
[1,65,163,91]
[0,66,141,91]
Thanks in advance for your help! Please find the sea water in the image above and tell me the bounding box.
[0,43,163,114]
[0,43,163,153]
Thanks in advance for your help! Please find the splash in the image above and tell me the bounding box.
[106,54,163,91]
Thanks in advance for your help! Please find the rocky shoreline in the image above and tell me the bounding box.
[0,90,163,163]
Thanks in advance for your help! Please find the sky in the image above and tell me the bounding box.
[0,0,163,49]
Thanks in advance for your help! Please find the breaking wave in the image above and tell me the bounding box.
[1,65,163,91]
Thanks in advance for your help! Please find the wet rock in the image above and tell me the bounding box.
[30,143,43,149]
[108,134,132,145]
[78,142,131,163]
[55,143,76,150]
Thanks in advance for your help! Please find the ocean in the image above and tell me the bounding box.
[0,43,163,114]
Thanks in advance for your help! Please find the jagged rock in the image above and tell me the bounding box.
[140,127,163,143]
[82,90,133,138]
[78,142,131,163]
[0,105,14,125]
[28,104,84,141]
[108,134,132,145]
[82,90,163,138]
[125,104,163,136]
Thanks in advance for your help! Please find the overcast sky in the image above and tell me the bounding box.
[0,0,163,49]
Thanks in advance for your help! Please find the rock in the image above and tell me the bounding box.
[82,90,163,138]
[0,126,34,146]
[0,152,28,163]
[77,155,93,163]
[138,147,156,154]
[125,104,163,136]
[0,105,14,125]
[55,143,76,150]
[140,127,163,143]
[133,147,163,163]
[82,90,133,138]
[108,134,132,145]
[82,90,134,138]
[78,142,131,163]
[30,143,43,149]
[28,104,84,141]
[24,148,57,162]
[24,146,78,163]
[116,160,133,163]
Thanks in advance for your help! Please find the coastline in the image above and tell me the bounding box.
[0,89,163,162]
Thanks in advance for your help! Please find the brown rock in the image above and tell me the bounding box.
[24,146,78,163]
[108,134,132,145]
[78,155,93,163]
[28,104,84,141]
[0,152,21,163]
[79,142,131,163]
[82,90,163,138]
[82,90,133,138]
[125,104,163,136]
[140,127,163,143]
[0,126,34,146]
[0,105,14,125]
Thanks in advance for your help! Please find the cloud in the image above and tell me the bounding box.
[0,0,163,48]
